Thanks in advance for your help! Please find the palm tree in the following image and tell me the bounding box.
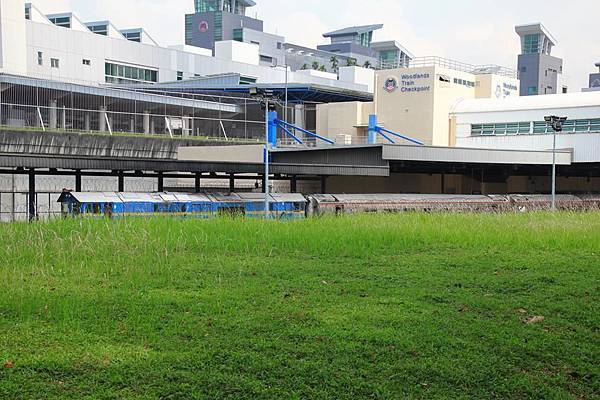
[346,58,357,67]
[363,61,372,69]
[330,56,339,73]
[312,61,320,70]
[301,64,309,70]
[318,65,327,72]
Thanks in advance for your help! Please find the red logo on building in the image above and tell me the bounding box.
[199,21,209,33]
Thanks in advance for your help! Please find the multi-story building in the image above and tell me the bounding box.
[316,57,520,146]
[315,25,414,70]
[185,0,287,67]
[515,23,564,96]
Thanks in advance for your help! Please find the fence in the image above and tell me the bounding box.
[0,191,62,222]
[0,78,318,143]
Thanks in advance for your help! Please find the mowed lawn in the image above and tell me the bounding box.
[0,213,598,399]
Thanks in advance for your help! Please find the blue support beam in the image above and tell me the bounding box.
[377,126,424,146]
[268,111,278,148]
[277,124,305,146]
[368,114,378,145]
[275,119,335,145]
[367,114,424,146]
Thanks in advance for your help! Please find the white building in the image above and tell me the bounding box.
[0,0,370,92]
[452,91,600,163]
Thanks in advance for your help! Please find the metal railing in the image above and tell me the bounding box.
[378,56,518,79]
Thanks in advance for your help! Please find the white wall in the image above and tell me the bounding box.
[22,19,370,92]
[215,40,259,66]
[456,134,600,163]
[0,0,27,75]
[339,66,375,93]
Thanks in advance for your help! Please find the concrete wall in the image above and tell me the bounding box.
[316,101,373,144]
[215,40,259,66]
[178,144,263,162]
[0,129,231,159]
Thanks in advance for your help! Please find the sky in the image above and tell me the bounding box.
[32,0,600,91]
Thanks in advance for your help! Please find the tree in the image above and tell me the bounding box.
[346,58,357,67]
[363,60,372,69]
[312,61,320,70]
[318,65,327,72]
[301,64,309,70]
[329,56,339,73]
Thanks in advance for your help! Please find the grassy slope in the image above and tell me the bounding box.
[0,213,598,399]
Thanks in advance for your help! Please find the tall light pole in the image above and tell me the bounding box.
[545,115,567,211]
[264,104,270,218]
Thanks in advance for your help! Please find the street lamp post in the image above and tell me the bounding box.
[544,115,567,211]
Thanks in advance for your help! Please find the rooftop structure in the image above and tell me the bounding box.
[515,23,563,96]
[322,24,384,47]
[194,0,256,15]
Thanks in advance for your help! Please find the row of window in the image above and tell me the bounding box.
[104,62,158,84]
[453,78,476,88]
[471,119,600,136]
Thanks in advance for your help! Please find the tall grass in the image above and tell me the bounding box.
[0,213,598,399]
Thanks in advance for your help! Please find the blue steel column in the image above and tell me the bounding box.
[368,114,378,145]
[268,111,278,148]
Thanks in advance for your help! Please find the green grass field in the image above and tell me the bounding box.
[0,213,598,399]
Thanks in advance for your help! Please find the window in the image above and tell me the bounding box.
[177,71,184,81]
[37,51,43,66]
[104,62,158,84]
[82,59,91,66]
[51,58,59,68]
[251,41,260,46]
[523,34,541,54]
[232,28,243,42]
[277,42,282,50]
[474,118,600,137]
[49,16,71,28]
[527,86,538,95]
[25,5,30,20]
[88,24,108,36]
[123,31,142,42]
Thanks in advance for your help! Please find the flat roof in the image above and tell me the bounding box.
[323,24,384,38]
[515,23,558,46]
[370,40,415,59]
[132,82,373,103]
[0,74,240,113]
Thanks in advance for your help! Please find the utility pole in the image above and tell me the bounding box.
[544,115,567,211]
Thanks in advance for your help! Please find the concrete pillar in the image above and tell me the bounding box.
[49,100,57,130]
[183,115,190,137]
[150,119,155,135]
[75,170,82,192]
[28,169,36,222]
[118,171,124,192]
[61,106,66,130]
[229,174,235,193]
[157,172,164,192]
[290,176,297,193]
[130,117,135,133]
[84,112,91,131]
[195,173,201,193]
[99,106,107,132]
[320,176,327,194]
[143,111,150,134]
[294,104,305,130]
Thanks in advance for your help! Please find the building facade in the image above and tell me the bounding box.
[317,57,519,146]
[515,23,564,96]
